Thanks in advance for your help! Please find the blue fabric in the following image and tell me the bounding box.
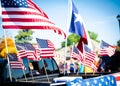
[67,75,116,86]
[67,78,83,86]
[69,1,86,38]
[53,77,82,83]
[70,63,74,67]
[79,64,84,73]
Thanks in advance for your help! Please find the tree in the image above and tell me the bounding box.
[61,34,80,48]
[88,31,99,42]
[117,40,120,47]
[117,40,120,51]
[15,30,34,43]
[0,38,17,59]
[61,30,99,48]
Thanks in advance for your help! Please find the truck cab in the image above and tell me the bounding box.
[0,57,63,86]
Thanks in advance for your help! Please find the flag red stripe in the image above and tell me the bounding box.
[86,58,94,62]
[116,77,120,81]
[27,0,49,18]
[111,72,120,81]
[99,49,110,56]
[85,53,96,59]
[2,11,43,16]
[40,53,54,54]
[10,61,25,69]
[2,25,61,30]
[2,18,54,24]
[40,56,54,58]
[18,50,27,58]
[83,45,97,69]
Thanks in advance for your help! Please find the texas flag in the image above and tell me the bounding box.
[69,1,92,52]
[69,1,87,41]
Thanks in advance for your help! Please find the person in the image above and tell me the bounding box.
[61,62,68,74]
[97,58,103,72]
[28,62,39,76]
[104,63,111,72]
[74,62,79,73]
[69,61,74,73]
[29,62,34,70]
[100,62,106,72]
[59,61,64,73]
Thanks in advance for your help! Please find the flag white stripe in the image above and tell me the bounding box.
[40,54,54,56]
[2,8,41,14]
[2,15,49,21]
[40,48,55,50]
[40,51,54,53]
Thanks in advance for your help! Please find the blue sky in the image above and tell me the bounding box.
[0,0,120,48]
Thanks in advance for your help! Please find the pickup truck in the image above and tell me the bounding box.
[0,57,66,86]
[1,51,119,86]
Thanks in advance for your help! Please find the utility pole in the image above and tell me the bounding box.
[116,14,120,33]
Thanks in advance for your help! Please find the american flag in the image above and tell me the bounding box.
[83,44,97,70]
[8,53,26,69]
[67,75,116,86]
[1,0,66,38]
[24,42,41,60]
[98,40,116,57]
[111,72,120,86]
[36,38,55,58]
[71,45,84,64]
[83,75,116,86]
[15,43,27,59]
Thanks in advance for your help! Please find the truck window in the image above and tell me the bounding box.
[9,58,59,79]
[38,58,54,74]
[51,58,60,73]
[10,58,29,79]
[35,58,59,74]
[0,58,7,81]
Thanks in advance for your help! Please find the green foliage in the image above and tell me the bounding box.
[88,30,100,43]
[117,40,120,47]
[61,30,99,48]
[61,34,80,48]
[15,30,34,43]
[88,31,97,40]
[61,41,65,48]
[116,39,120,51]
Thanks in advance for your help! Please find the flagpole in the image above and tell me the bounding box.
[0,2,12,81]
[3,29,12,81]
[71,42,75,60]
[82,42,86,75]
[12,33,28,82]
[41,59,50,82]
[28,61,35,81]
[63,0,70,75]
[0,1,12,81]
[98,40,102,57]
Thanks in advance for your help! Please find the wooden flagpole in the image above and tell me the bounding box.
[28,61,35,82]
[12,33,28,82]
[82,42,86,75]
[41,59,50,82]
[0,2,12,81]
[3,29,13,81]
